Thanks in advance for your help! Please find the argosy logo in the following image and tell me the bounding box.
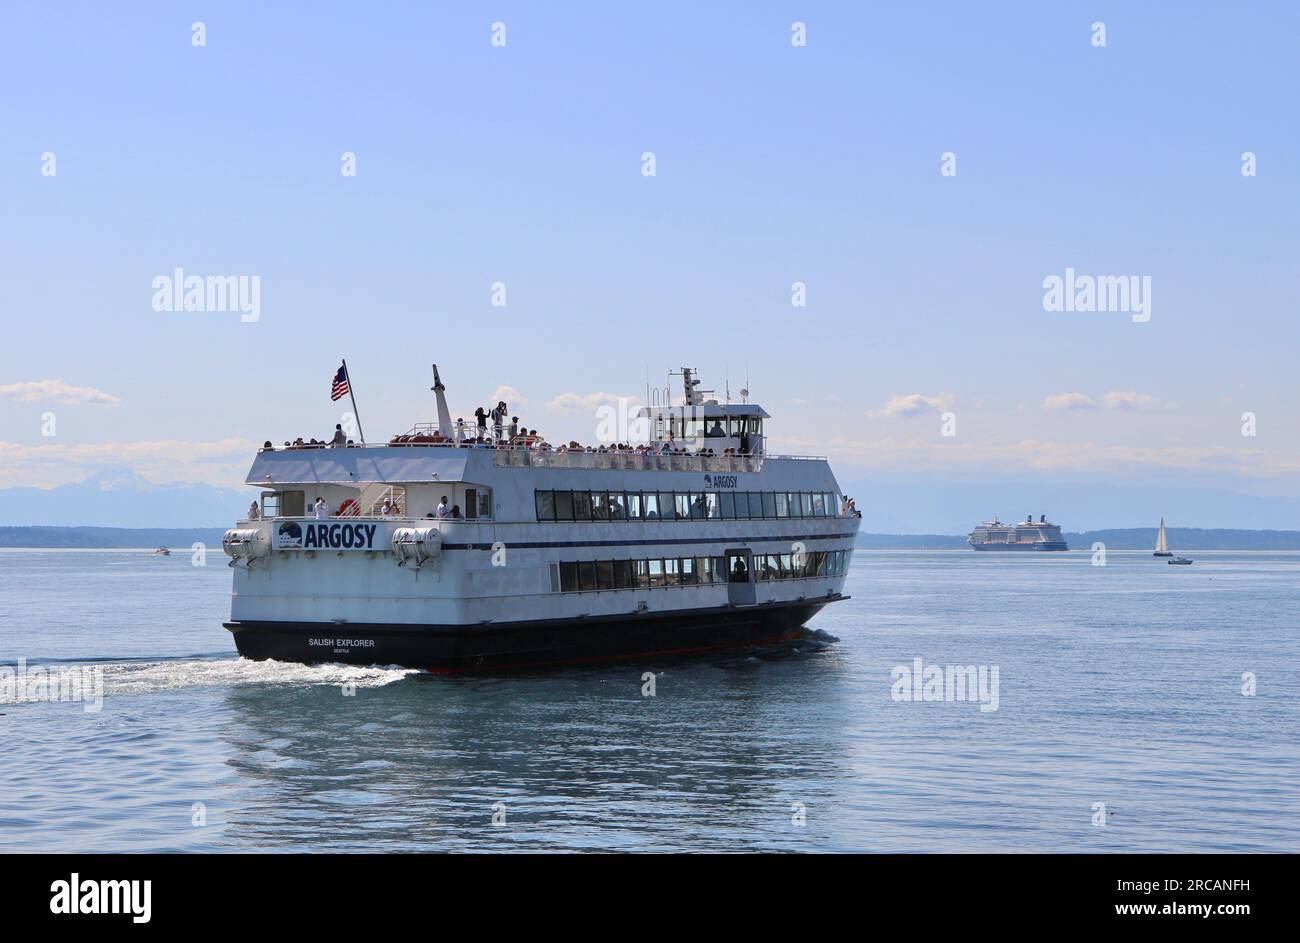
[704,473,738,489]
[277,521,377,550]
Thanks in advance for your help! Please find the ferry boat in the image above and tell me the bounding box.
[966,515,1069,551]
[222,367,861,671]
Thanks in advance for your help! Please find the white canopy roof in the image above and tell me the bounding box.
[246,447,469,485]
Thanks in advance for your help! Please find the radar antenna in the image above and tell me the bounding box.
[671,367,713,407]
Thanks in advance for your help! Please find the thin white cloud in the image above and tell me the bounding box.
[1102,390,1157,410]
[0,438,256,489]
[488,385,529,409]
[0,379,121,407]
[1044,391,1158,411]
[873,393,954,418]
[775,433,1300,479]
[548,391,631,411]
[1044,392,1098,411]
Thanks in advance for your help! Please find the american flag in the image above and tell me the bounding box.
[331,364,350,401]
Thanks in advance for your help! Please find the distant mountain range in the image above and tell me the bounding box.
[4,525,1300,551]
[0,526,226,549]
[0,469,246,528]
[856,528,1300,550]
[836,477,1300,534]
[8,452,1300,534]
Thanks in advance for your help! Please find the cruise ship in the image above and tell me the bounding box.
[967,515,1068,551]
[222,367,861,671]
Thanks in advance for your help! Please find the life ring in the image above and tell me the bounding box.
[337,499,361,517]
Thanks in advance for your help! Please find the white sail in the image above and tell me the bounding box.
[1155,517,1168,553]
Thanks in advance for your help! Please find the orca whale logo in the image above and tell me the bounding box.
[277,521,303,548]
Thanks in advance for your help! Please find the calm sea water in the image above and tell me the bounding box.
[1,548,1296,853]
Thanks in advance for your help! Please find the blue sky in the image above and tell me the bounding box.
[2,2,1298,527]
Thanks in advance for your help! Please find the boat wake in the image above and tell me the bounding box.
[0,656,420,702]
[106,657,420,695]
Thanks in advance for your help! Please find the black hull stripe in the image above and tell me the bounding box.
[224,595,849,634]
[224,596,845,672]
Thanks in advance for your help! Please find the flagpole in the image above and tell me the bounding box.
[342,358,365,444]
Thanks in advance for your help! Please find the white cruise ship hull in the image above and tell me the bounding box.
[968,542,1068,551]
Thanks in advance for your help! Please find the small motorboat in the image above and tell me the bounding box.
[154,547,171,556]
[1167,556,1192,565]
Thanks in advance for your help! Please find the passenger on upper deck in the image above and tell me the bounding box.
[491,401,506,441]
[330,424,347,447]
[248,501,260,520]
[436,496,449,518]
[313,497,327,519]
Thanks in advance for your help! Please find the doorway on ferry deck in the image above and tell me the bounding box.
[264,490,304,518]
[725,549,755,606]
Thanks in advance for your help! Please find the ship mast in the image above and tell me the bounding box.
[430,364,453,438]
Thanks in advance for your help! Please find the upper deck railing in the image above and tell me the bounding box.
[492,448,764,473]
[259,439,825,469]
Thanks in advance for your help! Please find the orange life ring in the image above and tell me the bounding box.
[337,499,360,517]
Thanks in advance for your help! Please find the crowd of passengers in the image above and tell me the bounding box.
[265,428,759,457]
[262,399,765,457]
[247,494,477,520]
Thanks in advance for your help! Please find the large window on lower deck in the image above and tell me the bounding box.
[553,549,850,592]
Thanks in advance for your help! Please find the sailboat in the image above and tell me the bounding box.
[1153,518,1173,557]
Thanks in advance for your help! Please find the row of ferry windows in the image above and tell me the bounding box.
[556,550,851,593]
[534,489,838,522]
